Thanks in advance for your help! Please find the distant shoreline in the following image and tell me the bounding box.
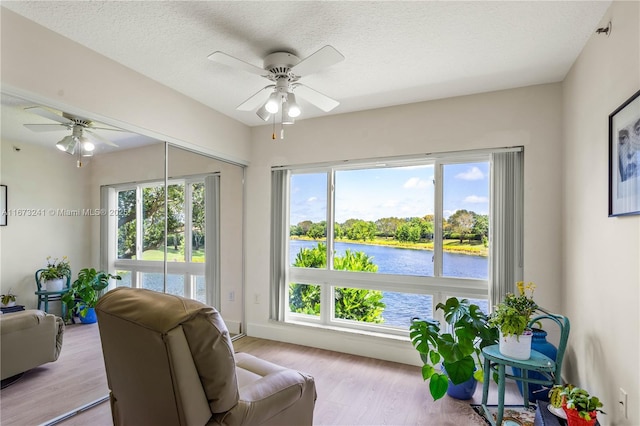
[290,236,488,257]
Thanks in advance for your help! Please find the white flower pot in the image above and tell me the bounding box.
[1,301,16,308]
[499,330,533,360]
[45,278,64,292]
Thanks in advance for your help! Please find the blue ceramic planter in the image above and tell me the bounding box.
[442,366,478,400]
[79,306,97,324]
[513,328,557,402]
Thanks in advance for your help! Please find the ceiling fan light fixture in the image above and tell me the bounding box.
[264,92,281,114]
[82,139,95,152]
[281,102,295,125]
[56,135,76,154]
[286,93,301,118]
[256,105,272,122]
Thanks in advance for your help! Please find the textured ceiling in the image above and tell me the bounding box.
[2,1,611,133]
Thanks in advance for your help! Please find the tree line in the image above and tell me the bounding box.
[117,183,205,259]
[290,210,489,245]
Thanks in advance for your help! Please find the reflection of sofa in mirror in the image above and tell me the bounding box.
[96,288,316,425]
[0,309,65,380]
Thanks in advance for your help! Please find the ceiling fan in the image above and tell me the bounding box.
[208,45,344,138]
[23,106,121,167]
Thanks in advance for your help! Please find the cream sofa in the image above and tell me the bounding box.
[96,287,317,425]
[0,309,65,380]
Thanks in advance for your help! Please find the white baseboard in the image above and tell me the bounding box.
[246,321,421,366]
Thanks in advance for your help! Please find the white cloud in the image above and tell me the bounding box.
[403,177,429,189]
[455,166,484,180]
[307,196,317,203]
[464,195,489,203]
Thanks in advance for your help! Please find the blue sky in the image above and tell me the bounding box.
[290,162,489,224]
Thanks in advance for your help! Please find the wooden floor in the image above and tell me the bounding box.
[0,323,109,425]
[0,325,523,425]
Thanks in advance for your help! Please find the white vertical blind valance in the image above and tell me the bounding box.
[489,150,524,308]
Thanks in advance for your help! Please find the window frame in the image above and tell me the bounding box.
[279,150,500,336]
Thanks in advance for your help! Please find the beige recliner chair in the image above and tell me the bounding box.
[96,287,316,426]
[0,309,64,380]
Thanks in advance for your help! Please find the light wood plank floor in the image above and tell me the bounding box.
[0,325,523,425]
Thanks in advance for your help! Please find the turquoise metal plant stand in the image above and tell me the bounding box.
[480,310,570,426]
[34,269,71,319]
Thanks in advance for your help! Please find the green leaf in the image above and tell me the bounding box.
[429,373,449,401]
[473,369,484,382]
[443,356,475,384]
[421,364,435,381]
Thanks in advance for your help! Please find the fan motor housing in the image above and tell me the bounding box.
[263,52,300,76]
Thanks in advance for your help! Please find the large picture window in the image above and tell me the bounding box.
[272,148,522,336]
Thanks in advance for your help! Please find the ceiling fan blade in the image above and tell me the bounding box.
[236,85,275,111]
[294,84,340,112]
[23,123,67,132]
[291,45,344,76]
[85,129,118,147]
[24,106,73,125]
[208,51,266,76]
[90,126,127,132]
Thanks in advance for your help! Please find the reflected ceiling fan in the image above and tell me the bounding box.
[23,106,121,167]
[208,45,344,139]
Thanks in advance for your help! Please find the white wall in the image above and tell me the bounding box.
[0,140,92,314]
[0,7,251,165]
[245,83,564,365]
[562,2,639,425]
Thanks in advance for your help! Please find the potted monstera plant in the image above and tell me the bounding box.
[410,297,498,401]
[62,268,120,324]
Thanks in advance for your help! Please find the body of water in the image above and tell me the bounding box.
[290,239,489,327]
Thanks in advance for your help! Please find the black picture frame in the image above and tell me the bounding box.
[0,185,6,226]
[609,89,640,217]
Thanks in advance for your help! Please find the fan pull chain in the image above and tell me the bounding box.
[272,113,276,140]
[77,146,83,168]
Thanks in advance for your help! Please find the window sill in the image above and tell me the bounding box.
[274,318,411,343]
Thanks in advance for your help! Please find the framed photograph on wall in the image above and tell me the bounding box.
[609,89,640,217]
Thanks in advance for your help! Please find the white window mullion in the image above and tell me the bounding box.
[184,181,193,265]
[322,171,335,325]
[327,171,335,270]
[433,161,443,277]
[135,186,143,260]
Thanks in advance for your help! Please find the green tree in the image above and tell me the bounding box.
[375,217,403,238]
[117,184,185,259]
[290,224,303,236]
[297,220,313,236]
[472,214,489,240]
[343,219,377,241]
[448,209,474,243]
[307,221,326,239]
[117,189,136,258]
[191,183,205,251]
[395,222,421,242]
